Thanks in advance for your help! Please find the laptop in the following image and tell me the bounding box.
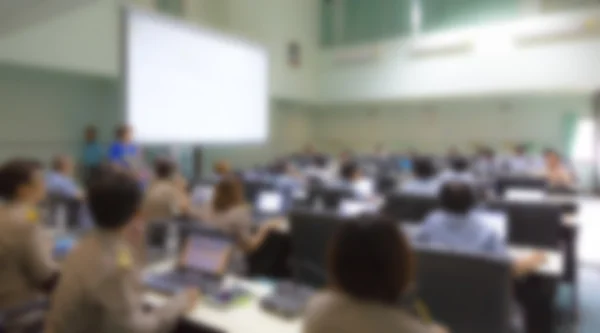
[338,199,376,217]
[144,232,233,295]
[254,190,285,220]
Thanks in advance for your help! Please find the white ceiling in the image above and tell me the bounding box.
[0,0,96,37]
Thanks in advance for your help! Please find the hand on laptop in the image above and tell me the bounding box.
[184,288,201,312]
[264,218,285,232]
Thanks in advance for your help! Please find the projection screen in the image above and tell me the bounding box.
[124,9,269,144]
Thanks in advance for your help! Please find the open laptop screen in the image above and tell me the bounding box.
[182,234,233,275]
[257,190,284,214]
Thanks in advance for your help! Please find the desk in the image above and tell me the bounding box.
[144,261,301,333]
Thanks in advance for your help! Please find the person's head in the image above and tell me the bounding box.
[482,147,495,159]
[0,159,45,205]
[439,182,476,215]
[87,169,142,231]
[340,161,361,182]
[303,144,316,155]
[115,124,132,143]
[544,149,561,167]
[413,157,436,180]
[213,160,231,177]
[270,160,291,176]
[514,144,527,156]
[313,154,328,169]
[339,150,352,162]
[447,146,459,157]
[328,216,414,305]
[84,125,97,143]
[153,157,176,180]
[449,156,470,173]
[212,176,245,213]
[51,154,75,176]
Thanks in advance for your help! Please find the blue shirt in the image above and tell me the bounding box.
[417,210,507,256]
[82,142,103,167]
[108,142,138,167]
[46,172,80,199]
[401,178,440,196]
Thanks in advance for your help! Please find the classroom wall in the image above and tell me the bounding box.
[0,64,119,163]
[0,0,119,78]
[318,9,600,103]
[311,95,591,154]
[225,0,320,101]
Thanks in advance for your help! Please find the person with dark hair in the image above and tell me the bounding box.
[197,176,282,274]
[46,154,83,200]
[82,125,103,174]
[46,169,198,333]
[437,156,475,185]
[339,161,374,199]
[142,157,192,221]
[0,159,58,330]
[473,147,498,180]
[507,143,537,174]
[401,157,439,196]
[543,149,575,187]
[418,182,545,276]
[304,217,447,333]
[305,154,333,184]
[108,124,139,169]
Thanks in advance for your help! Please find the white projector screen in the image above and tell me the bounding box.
[125,9,269,144]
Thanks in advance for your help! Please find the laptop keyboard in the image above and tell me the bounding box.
[146,271,222,296]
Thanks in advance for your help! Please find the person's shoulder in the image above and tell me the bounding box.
[305,291,344,322]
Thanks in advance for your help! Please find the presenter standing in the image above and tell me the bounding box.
[108,125,149,184]
[109,125,138,168]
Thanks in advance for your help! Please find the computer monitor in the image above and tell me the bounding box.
[181,234,233,276]
[256,190,284,214]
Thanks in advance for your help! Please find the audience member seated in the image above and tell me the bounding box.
[543,149,575,188]
[473,147,499,181]
[143,157,193,221]
[339,161,374,199]
[505,144,538,175]
[198,177,282,274]
[437,156,475,185]
[271,159,304,193]
[400,157,440,196]
[417,182,545,277]
[372,143,389,159]
[304,216,447,333]
[46,155,83,200]
[0,159,59,330]
[46,169,198,333]
[213,160,232,180]
[304,154,333,185]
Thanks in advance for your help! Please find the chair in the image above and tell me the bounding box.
[289,210,346,288]
[414,245,512,333]
[375,174,397,195]
[45,194,83,230]
[244,179,276,204]
[306,186,356,211]
[484,201,562,248]
[382,193,439,223]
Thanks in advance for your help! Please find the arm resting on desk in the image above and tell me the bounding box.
[512,252,547,277]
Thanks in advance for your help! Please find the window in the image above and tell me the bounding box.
[571,118,595,162]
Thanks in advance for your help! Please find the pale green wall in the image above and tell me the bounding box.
[310,95,591,155]
[0,64,119,163]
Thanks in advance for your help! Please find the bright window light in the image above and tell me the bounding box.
[571,118,595,162]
